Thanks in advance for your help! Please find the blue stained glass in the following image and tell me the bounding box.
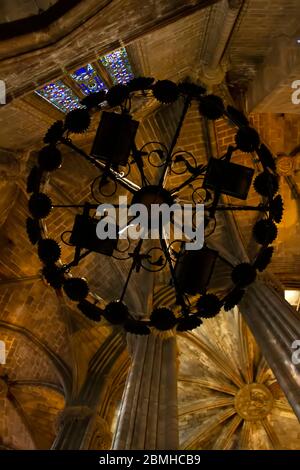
[100,47,134,85]
[35,80,81,113]
[71,63,107,95]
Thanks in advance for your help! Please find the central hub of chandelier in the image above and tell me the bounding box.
[26,77,284,335]
[132,186,174,208]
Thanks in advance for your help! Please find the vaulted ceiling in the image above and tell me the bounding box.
[178,310,300,450]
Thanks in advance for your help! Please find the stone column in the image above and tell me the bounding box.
[199,0,243,88]
[112,334,179,450]
[87,415,112,450]
[53,405,94,449]
[52,332,126,450]
[239,279,300,420]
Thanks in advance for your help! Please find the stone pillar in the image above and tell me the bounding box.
[199,0,243,88]
[112,334,179,450]
[53,405,94,449]
[52,332,126,450]
[239,279,300,420]
[52,394,115,450]
[87,415,112,450]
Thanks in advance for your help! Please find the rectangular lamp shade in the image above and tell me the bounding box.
[203,157,254,200]
[69,214,118,256]
[91,111,139,166]
[174,246,218,295]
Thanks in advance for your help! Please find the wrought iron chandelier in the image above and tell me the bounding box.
[26,78,284,334]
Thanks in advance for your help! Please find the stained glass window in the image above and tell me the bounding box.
[35,80,81,113]
[100,47,134,85]
[70,64,107,95]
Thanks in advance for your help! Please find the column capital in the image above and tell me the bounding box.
[198,64,227,89]
[198,0,242,80]
[56,405,94,431]
[256,271,284,296]
[88,416,112,450]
